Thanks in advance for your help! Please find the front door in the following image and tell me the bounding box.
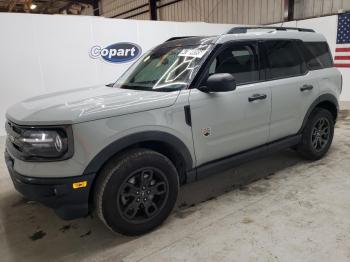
[189,41,272,166]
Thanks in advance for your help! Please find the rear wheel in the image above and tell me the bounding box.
[297,108,334,160]
[94,149,179,235]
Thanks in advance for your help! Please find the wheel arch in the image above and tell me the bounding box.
[83,131,194,184]
[299,94,339,133]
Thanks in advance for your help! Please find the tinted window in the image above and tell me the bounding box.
[265,40,306,79]
[302,42,333,70]
[208,43,259,85]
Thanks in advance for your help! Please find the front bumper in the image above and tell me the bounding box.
[5,151,95,220]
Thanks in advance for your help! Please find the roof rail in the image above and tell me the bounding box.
[165,36,196,42]
[227,26,315,34]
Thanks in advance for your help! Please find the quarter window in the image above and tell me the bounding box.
[265,40,306,79]
[208,43,259,85]
[302,42,333,70]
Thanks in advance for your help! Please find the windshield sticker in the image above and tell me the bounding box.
[178,49,207,58]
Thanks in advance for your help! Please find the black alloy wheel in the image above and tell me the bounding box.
[117,167,169,223]
[311,117,331,152]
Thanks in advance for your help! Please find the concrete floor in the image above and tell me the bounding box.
[0,110,350,262]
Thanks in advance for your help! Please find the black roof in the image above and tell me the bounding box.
[159,36,217,48]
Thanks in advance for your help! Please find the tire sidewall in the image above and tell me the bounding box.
[100,150,179,235]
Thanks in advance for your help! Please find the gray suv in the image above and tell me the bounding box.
[4,27,342,235]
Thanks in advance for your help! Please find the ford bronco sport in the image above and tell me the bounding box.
[5,27,342,235]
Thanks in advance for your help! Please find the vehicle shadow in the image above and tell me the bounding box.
[0,148,304,262]
[175,148,303,212]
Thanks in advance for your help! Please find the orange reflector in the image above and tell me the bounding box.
[72,181,87,189]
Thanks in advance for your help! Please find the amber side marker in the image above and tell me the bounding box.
[72,181,88,189]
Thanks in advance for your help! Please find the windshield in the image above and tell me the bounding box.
[114,44,212,92]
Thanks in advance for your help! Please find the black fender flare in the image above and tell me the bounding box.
[83,131,194,175]
[298,93,339,133]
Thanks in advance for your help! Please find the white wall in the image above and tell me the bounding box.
[273,15,350,102]
[0,13,234,135]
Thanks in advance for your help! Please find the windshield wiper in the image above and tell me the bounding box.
[119,85,152,91]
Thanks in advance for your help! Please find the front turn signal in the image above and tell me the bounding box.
[72,181,87,189]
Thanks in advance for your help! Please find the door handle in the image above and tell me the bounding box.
[248,94,267,102]
[300,84,314,92]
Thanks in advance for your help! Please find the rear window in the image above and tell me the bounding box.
[265,40,306,80]
[302,42,333,70]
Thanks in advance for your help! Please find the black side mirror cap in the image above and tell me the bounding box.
[199,73,236,93]
[106,83,114,87]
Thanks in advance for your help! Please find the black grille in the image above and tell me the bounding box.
[5,121,24,152]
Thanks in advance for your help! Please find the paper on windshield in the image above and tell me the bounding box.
[178,49,207,58]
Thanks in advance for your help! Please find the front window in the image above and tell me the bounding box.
[114,44,212,92]
[207,43,259,85]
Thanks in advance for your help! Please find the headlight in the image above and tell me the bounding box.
[5,122,74,161]
[20,129,68,158]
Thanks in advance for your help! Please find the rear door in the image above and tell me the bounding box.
[263,40,320,142]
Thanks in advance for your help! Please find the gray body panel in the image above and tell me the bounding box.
[189,83,271,166]
[6,85,179,125]
[268,72,320,141]
[269,68,341,141]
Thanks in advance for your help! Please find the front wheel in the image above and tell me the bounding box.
[297,108,335,160]
[94,149,179,235]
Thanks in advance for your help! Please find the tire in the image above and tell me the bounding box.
[94,148,179,236]
[297,108,335,160]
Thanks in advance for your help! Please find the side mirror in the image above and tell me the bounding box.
[199,73,236,93]
[106,83,114,87]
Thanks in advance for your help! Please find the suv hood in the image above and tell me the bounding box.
[6,85,180,125]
